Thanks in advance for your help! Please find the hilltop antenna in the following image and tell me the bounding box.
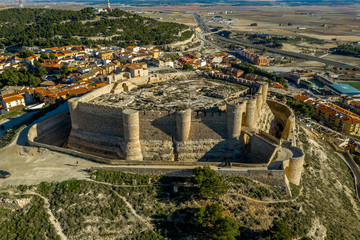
[107,0,112,12]
[19,0,24,8]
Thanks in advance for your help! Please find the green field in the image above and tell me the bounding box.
[340,81,360,90]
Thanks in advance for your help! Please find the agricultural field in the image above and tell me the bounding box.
[340,81,360,90]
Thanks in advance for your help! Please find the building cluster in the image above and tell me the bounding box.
[113,46,162,63]
[295,95,360,136]
[177,54,207,68]
[282,72,315,88]
[0,45,166,114]
[0,81,107,114]
[177,52,239,70]
[283,70,360,90]
[211,16,236,24]
[235,47,271,66]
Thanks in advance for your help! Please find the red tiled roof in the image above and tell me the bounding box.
[2,95,24,103]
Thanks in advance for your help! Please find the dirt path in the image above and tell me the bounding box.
[26,191,68,240]
[0,190,67,240]
[227,186,303,204]
[86,179,153,229]
[110,189,153,230]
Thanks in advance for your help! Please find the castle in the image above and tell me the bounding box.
[27,71,304,188]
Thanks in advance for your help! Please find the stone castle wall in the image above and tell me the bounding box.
[282,146,305,185]
[250,135,279,163]
[266,99,295,141]
[66,76,271,162]
[28,74,303,187]
[28,112,71,147]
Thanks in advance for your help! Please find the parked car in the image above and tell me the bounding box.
[0,170,10,178]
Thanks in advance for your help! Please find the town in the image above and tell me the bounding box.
[1,3,360,240]
[2,43,360,141]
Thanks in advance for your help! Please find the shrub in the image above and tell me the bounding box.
[191,203,240,240]
[266,221,292,240]
[193,166,227,198]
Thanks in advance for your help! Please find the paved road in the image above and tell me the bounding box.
[194,13,359,70]
[337,152,360,202]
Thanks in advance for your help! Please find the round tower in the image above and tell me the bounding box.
[261,83,269,104]
[176,109,192,141]
[122,109,143,160]
[226,102,244,139]
[245,98,257,128]
[256,93,263,116]
[284,147,305,185]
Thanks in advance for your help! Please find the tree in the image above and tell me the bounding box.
[29,75,41,87]
[192,204,240,240]
[193,166,227,198]
[61,64,70,76]
[33,60,47,78]
[0,68,41,87]
[353,155,360,165]
[183,63,193,71]
[267,221,292,240]
[192,203,223,228]
[286,98,315,117]
[18,50,34,58]
[49,52,56,59]
[40,52,49,60]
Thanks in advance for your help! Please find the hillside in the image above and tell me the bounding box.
[0,122,359,239]
[0,8,193,48]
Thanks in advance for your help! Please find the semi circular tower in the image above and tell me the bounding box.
[226,102,245,139]
[261,83,269,104]
[176,109,192,141]
[256,93,263,116]
[122,109,143,160]
[283,146,304,185]
[245,98,257,128]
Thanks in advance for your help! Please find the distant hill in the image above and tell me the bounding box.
[38,0,360,7]
[0,8,193,49]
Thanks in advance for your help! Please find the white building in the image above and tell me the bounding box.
[0,94,25,113]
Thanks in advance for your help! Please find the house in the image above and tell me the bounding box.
[77,66,93,74]
[235,47,271,66]
[153,58,174,68]
[25,55,38,65]
[0,94,26,113]
[42,61,62,74]
[40,81,56,87]
[126,46,140,53]
[223,67,244,77]
[24,89,37,105]
[253,55,271,66]
[125,62,148,78]
[98,51,114,60]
